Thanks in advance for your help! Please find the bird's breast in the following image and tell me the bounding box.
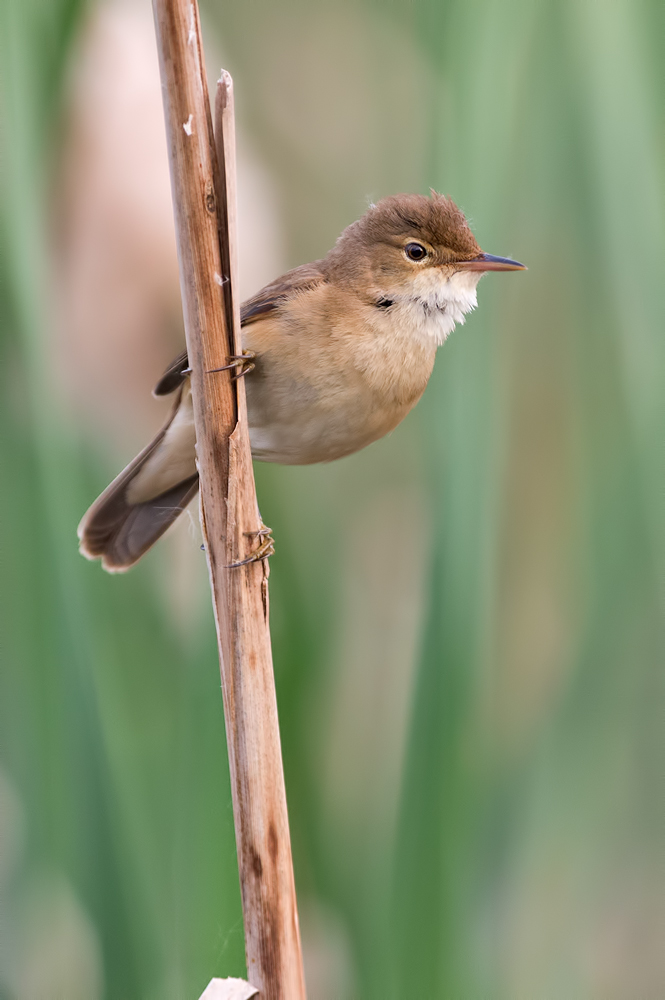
[242,296,436,465]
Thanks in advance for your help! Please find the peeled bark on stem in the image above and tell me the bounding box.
[151,3,306,997]
[199,979,258,1000]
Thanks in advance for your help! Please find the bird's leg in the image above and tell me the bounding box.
[207,349,256,380]
[227,522,275,569]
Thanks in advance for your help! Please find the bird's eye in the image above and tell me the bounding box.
[405,242,428,261]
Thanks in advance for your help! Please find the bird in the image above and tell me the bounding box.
[78,191,525,572]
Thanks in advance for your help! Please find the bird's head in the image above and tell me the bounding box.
[326,191,525,343]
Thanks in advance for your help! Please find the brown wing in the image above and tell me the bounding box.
[153,261,325,396]
[153,348,189,396]
[238,260,325,324]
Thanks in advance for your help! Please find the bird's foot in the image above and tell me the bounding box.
[207,350,256,380]
[228,524,275,568]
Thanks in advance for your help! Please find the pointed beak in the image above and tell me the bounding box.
[458,252,527,272]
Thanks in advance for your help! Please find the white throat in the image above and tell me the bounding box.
[394,269,483,348]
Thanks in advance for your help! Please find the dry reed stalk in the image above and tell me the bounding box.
[151,2,307,997]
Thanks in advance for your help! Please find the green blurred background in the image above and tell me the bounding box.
[1,0,664,997]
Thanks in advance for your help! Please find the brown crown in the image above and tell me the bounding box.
[359,192,481,259]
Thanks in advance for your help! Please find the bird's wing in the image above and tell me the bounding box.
[153,262,326,396]
[238,261,325,324]
[153,348,189,396]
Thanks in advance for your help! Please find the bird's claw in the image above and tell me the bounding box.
[207,350,256,380]
[227,524,275,568]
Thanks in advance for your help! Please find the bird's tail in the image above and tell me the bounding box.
[78,381,199,572]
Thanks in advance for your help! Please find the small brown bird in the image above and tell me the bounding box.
[79,192,524,571]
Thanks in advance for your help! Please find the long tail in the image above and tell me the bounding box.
[78,381,199,572]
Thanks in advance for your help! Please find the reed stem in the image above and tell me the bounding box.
[151,3,307,996]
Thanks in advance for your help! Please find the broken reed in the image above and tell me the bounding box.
[151,2,307,997]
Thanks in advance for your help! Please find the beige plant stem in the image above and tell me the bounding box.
[151,2,307,997]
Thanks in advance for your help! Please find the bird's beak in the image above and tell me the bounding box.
[458,252,526,272]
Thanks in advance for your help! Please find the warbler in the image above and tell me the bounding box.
[79,191,524,571]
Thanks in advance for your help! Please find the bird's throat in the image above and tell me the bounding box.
[392,269,483,347]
